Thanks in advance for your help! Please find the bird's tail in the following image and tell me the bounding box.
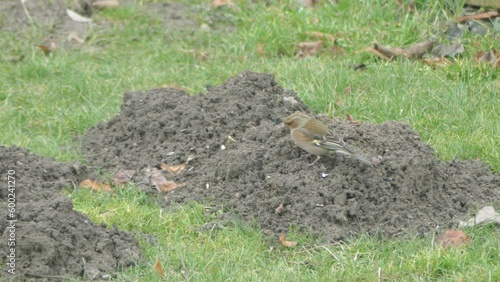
[313,137,373,166]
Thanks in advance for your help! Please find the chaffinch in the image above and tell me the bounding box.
[283,112,373,166]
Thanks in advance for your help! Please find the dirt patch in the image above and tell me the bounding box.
[0,146,141,281]
[82,71,500,241]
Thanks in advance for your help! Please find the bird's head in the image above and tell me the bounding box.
[283,112,311,131]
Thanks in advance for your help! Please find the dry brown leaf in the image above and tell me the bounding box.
[311,18,320,25]
[421,57,453,67]
[149,167,168,192]
[456,11,499,23]
[296,41,324,59]
[335,99,344,107]
[435,230,471,248]
[160,163,186,176]
[154,259,164,278]
[112,169,136,186]
[346,113,360,124]
[278,234,298,247]
[305,31,335,42]
[256,43,264,58]
[343,86,352,94]
[371,41,434,60]
[158,181,187,193]
[275,203,284,214]
[80,179,112,192]
[91,0,119,9]
[211,0,234,7]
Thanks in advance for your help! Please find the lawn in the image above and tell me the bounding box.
[1,0,499,280]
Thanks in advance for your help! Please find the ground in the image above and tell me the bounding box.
[1,0,499,280]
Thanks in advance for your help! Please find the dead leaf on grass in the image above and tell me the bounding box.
[368,41,435,60]
[456,11,499,24]
[278,234,298,247]
[435,230,471,248]
[154,259,164,278]
[80,179,112,192]
[296,41,324,59]
[112,169,136,185]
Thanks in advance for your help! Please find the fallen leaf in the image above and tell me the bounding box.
[211,0,234,7]
[91,0,120,9]
[159,181,187,193]
[66,9,92,23]
[435,230,471,248]
[456,11,499,24]
[154,260,164,278]
[278,234,298,247]
[343,86,352,94]
[369,41,435,60]
[296,41,324,59]
[311,18,320,25]
[335,99,344,107]
[112,169,136,185]
[256,43,264,58]
[275,203,284,214]
[80,179,112,192]
[346,113,359,124]
[305,31,335,42]
[160,163,186,176]
[148,166,187,192]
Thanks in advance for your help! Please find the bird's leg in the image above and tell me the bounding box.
[308,155,321,166]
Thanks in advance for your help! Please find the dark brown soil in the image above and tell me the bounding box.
[0,146,141,281]
[82,71,500,241]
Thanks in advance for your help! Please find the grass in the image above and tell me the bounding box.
[1,0,499,280]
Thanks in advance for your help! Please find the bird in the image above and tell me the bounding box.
[283,112,373,166]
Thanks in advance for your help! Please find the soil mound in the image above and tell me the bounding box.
[82,71,500,241]
[0,146,141,281]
